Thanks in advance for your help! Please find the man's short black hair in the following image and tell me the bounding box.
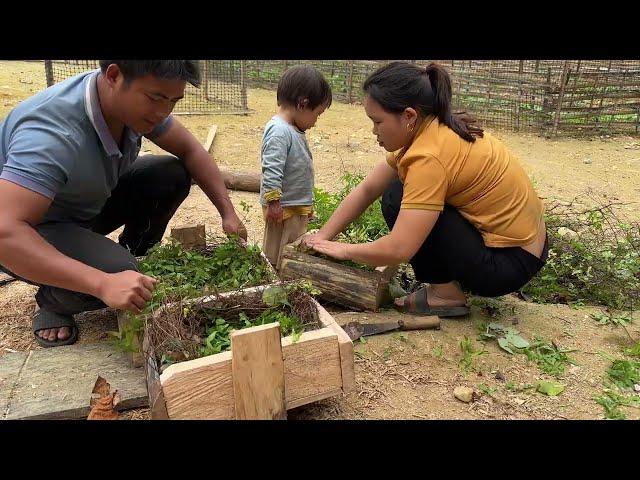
[99,60,201,88]
[277,65,332,110]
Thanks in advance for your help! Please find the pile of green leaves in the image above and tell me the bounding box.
[116,237,274,353]
[139,237,275,312]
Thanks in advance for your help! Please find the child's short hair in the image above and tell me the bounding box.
[277,65,332,110]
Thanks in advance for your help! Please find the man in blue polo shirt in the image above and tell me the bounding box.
[0,60,247,347]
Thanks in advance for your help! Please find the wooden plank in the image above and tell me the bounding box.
[315,301,355,394]
[281,328,342,409]
[231,323,286,420]
[4,343,148,420]
[159,327,342,419]
[161,351,235,420]
[170,225,206,250]
[204,125,218,154]
[0,351,29,417]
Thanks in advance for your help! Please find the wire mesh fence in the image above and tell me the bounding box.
[44,60,249,115]
[244,60,640,137]
[44,60,640,136]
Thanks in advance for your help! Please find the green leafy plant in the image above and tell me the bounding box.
[591,310,633,327]
[523,337,576,377]
[479,384,496,396]
[594,390,640,420]
[477,322,530,354]
[522,198,640,310]
[593,351,640,419]
[310,173,389,244]
[459,336,486,373]
[606,358,640,390]
[623,342,640,358]
[536,380,565,396]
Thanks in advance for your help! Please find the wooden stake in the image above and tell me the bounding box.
[170,225,206,250]
[204,125,218,154]
[231,323,286,420]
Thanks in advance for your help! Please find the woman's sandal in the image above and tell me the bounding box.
[395,286,470,317]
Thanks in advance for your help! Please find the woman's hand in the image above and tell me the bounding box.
[309,239,350,261]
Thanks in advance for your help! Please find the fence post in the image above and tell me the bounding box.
[202,60,210,101]
[552,60,570,137]
[516,60,524,131]
[542,67,553,138]
[240,60,248,114]
[44,60,54,87]
[347,61,354,104]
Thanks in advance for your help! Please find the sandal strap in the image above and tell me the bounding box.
[32,309,76,332]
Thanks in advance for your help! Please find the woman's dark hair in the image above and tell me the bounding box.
[363,61,483,142]
[99,60,201,88]
[277,65,332,110]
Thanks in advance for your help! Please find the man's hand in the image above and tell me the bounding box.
[222,212,248,242]
[97,271,159,314]
[308,239,351,261]
[266,200,283,224]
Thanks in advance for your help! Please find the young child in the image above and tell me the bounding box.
[260,65,332,269]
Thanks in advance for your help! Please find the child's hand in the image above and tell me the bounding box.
[267,200,283,224]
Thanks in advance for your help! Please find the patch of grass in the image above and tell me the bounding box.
[505,382,535,392]
[476,321,577,378]
[459,336,486,373]
[594,353,640,420]
[479,384,497,396]
[606,359,640,390]
[595,390,640,420]
[591,310,633,327]
[432,344,444,359]
[523,337,576,377]
[624,342,640,358]
[383,346,393,361]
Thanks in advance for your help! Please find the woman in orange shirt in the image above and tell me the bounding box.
[305,62,548,316]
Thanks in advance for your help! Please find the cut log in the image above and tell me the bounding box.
[220,169,261,193]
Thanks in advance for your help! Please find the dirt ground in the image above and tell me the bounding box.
[1,61,639,420]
